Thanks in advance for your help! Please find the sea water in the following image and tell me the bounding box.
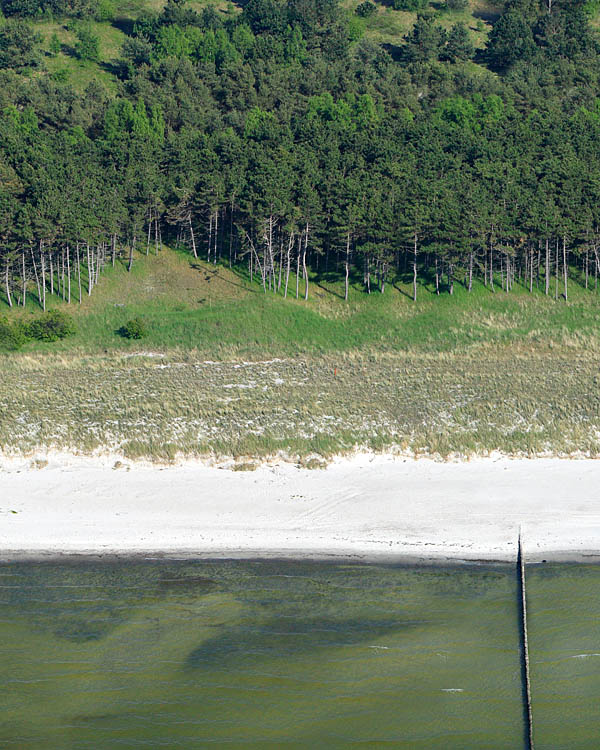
[0,560,598,749]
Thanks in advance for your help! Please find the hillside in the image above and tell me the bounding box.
[2,0,600,461]
[3,244,600,356]
[2,246,600,462]
[2,0,600,320]
[26,0,505,92]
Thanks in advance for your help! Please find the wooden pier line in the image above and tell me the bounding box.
[517,530,534,750]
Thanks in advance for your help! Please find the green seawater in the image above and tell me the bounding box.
[0,560,598,749]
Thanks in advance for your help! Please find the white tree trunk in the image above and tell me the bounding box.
[5,259,12,308]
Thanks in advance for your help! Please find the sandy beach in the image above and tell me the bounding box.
[2,453,600,562]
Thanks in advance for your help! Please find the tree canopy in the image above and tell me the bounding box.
[1,0,600,310]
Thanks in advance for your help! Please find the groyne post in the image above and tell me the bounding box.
[517,530,534,750]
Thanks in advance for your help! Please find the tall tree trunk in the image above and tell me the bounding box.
[245,232,266,293]
[277,237,283,292]
[128,236,136,273]
[21,248,26,307]
[468,251,473,293]
[61,246,65,301]
[95,243,101,285]
[413,232,418,302]
[563,235,568,302]
[67,245,71,304]
[21,248,27,307]
[555,238,559,300]
[49,250,54,297]
[77,243,82,303]
[345,231,350,302]
[303,222,309,301]
[267,215,274,293]
[87,242,93,292]
[263,223,269,292]
[296,236,300,299]
[146,208,152,256]
[256,246,266,293]
[435,256,440,295]
[189,216,197,259]
[5,258,12,307]
[229,203,234,268]
[207,212,212,263]
[529,247,533,293]
[31,245,42,307]
[112,234,116,267]
[545,237,550,296]
[214,209,218,265]
[40,243,46,311]
[284,231,292,299]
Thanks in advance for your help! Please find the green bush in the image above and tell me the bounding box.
[118,317,147,339]
[74,25,99,61]
[94,0,114,21]
[24,310,75,342]
[391,0,427,10]
[0,317,26,351]
[50,67,69,82]
[356,1,376,17]
[446,0,468,9]
[48,32,61,56]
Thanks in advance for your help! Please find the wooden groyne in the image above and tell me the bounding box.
[517,531,534,750]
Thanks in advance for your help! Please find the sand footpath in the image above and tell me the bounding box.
[2,453,600,562]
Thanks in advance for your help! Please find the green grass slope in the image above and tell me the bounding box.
[3,244,600,358]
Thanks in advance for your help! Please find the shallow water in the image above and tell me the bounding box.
[0,560,598,748]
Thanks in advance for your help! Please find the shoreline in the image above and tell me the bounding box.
[2,453,600,563]
[6,550,600,565]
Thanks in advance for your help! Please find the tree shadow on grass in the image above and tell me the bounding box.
[391,281,413,299]
[111,16,136,35]
[314,280,345,300]
[472,8,500,24]
[100,60,129,80]
[193,262,262,294]
[381,43,404,63]
[392,266,454,297]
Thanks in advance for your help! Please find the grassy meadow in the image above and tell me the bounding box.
[2,245,600,462]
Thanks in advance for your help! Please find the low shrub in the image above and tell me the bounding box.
[355,1,376,16]
[118,317,147,339]
[24,310,75,342]
[0,317,27,351]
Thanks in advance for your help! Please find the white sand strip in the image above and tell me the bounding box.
[2,454,600,562]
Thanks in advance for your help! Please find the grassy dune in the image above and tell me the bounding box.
[2,247,600,462]
[2,348,599,461]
